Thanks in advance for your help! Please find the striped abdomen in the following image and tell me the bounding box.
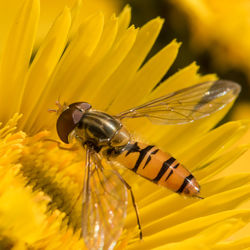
[112,142,200,197]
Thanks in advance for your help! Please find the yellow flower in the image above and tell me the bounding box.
[0,0,120,53]
[171,0,250,77]
[0,0,249,249]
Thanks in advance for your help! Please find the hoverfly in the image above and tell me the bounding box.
[56,80,240,249]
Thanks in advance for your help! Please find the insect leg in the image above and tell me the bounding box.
[82,148,91,238]
[121,177,142,240]
[109,165,143,240]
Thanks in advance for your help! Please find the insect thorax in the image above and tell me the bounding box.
[73,110,130,150]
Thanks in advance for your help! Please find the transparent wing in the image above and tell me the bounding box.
[116,80,241,125]
[82,148,127,250]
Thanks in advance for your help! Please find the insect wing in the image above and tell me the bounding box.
[116,80,241,125]
[82,150,127,250]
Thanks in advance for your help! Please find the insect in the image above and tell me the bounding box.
[56,80,240,250]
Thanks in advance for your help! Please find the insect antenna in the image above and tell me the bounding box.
[48,108,57,113]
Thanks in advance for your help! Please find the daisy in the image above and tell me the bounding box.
[0,0,249,249]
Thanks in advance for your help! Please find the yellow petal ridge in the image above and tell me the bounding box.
[68,0,82,40]
[116,4,131,41]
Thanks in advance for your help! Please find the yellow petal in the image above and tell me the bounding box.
[26,11,105,131]
[155,219,246,250]
[89,14,119,65]
[131,171,250,232]
[201,173,250,197]
[68,0,82,40]
[116,5,131,41]
[149,62,217,99]
[127,210,250,249]
[107,17,165,113]
[0,0,40,121]
[82,26,138,108]
[179,121,248,169]
[19,7,71,131]
[195,146,249,181]
[214,235,250,250]
[111,40,181,111]
[127,180,250,236]
[49,11,104,96]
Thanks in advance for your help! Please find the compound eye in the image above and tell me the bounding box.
[56,108,84,143]
[69,102,91,111]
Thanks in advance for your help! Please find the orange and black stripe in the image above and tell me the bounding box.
[111,141,200,197]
